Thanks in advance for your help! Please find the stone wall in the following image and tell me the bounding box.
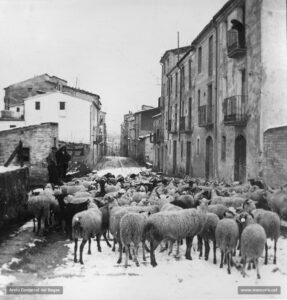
[0,167,30,228]
[0,123,58,186]
[263,126,287,188]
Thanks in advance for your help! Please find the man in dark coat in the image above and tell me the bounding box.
[56,145,71,181]
[46,147,60,185]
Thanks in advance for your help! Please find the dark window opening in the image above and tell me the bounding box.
[198,47,202,73]
[221,136,226,161]
[60,102,66,110]
[208,35,213,76]
[18,147,30,162]
[10,125,16,128]
[35,102,40,110]
[188,60,192,89]
[16,107,20,112]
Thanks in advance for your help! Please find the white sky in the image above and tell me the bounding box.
[0,0,227,135]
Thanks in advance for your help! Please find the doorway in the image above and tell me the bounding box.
[234,135,246,182]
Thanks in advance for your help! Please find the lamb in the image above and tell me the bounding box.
[239,212,266,279]
[198,212,220,264]
[143,199,209,267]
[72,201,103,264]
[251,209,280,264]
[215,217,239,274]
[119,212,148,268]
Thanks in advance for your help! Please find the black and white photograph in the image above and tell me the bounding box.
[0,0,287,299]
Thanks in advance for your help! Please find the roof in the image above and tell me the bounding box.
[0,122,58,135]
[4,73,67,89]
[160,46,192,63]
[133,107,160,115]
[23,90,100,108]
[0,118,25,122]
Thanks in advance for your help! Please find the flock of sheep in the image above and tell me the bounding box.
[26,171,287,279]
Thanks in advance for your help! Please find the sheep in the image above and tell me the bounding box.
[211,196,246,209]
[215,217,239,274]
[72,201,103,264]
[251,209,280,265]
[267,189,287,221]
[239,212,266,279]
[171,194,196,209]
[143,199,209,267]
[96,204,112,251]
[27,192,59,235]
[198,212,220,264]
[120,212,148,268]
[207,204,229,219]
[61,185,86,195]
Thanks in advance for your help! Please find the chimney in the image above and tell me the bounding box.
[28,87,33,97]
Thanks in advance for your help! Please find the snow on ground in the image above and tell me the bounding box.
[0,166,21,173]
[21,237,287,300]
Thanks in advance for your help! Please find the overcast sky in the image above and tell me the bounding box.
[0,0,227,135]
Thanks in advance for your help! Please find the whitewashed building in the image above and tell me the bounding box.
[24,90,102,166]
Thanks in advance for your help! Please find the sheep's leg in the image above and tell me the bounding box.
[112,239,116,252]
[150,239,159,267]
[247,261,252,270]
[198,236,203,258]
[176,240,180,257]
[128,246,132,260]
[142,242,146,262]
[227,252,231,274]
[264,242,268,265]
[241,256,247,278]
[36,217,41,236]
[79,239,87,264]
[168,240,174,255]
[117,242,123,264]
[33,218,36,233]
[103,232,112,247]
[96,234,101,252]
[134,247,139,267]
[185,236,193,260]
[213,240,217,264]
[88,238,92,255]
[124,244,129,268]
[220,250,224,268]
[197,236,202,252]
[255,258,261,279]
[74,239,78,263]
[204,239,210,261]
[273,239,277,264]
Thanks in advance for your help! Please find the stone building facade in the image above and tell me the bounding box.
[160,0,287,183]
[0,123,58,186]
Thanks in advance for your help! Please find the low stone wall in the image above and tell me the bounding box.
[0,167,30,228]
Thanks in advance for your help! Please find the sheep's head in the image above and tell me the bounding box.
[237,211,254,229]
[243,199,256,213]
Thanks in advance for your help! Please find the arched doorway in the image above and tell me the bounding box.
[234,135,246,183]
[205,136,213,180]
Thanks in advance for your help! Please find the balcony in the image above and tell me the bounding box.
[198,105,214,127]
[223,95,247,126]
[227,29,246,58]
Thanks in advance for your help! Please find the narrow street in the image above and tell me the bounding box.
[0,156,286,300]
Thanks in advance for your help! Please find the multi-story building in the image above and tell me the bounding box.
[160,0,287,183]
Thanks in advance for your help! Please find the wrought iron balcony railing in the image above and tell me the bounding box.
[227,29,246,58]
[223,95,247,126]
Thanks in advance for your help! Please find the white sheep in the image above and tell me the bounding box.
[239,212,266,279]
[72,201,103,264]
[143,199,209,267]
[215,218,239,274]
[251,209,280,265]
[120,212,148,268]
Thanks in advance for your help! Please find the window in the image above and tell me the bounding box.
[18,147,30,162]
[10,125,16,128]
[188,97,192,127]
[188,59,192,89]
[208,35,213,76]
[221,136,226,161]
[181,66,185,90]
[35,102,40,110]
[175,72,178,97]
[198,90,201,108]
[16,107,20,112]
[197,138,200,155]
[59,102,66,110]
[198,47,202,73]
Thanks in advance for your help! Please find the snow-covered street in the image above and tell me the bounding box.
[0,156,287,300]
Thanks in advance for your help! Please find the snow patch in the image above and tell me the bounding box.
[0,166,21,173]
